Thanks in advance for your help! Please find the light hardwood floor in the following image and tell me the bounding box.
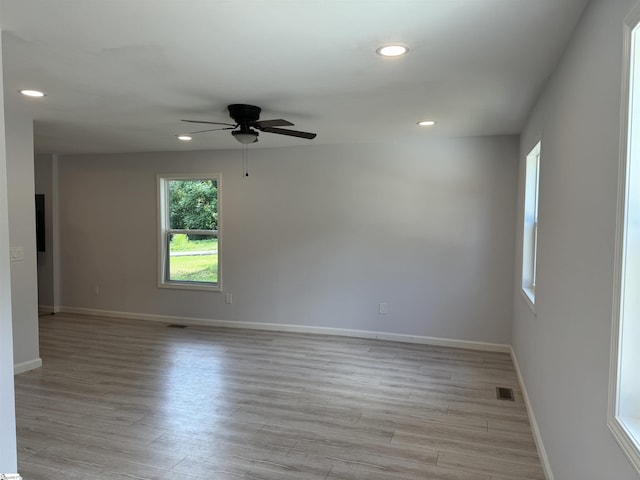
[15,313,544,480]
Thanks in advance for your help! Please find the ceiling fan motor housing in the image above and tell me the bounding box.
[228,104,261,124]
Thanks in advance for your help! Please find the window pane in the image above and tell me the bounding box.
[168,179,218,231]
[522,141,541,303]
[532,221,538,288]
[167,233,218,283]
[162,176,219,287]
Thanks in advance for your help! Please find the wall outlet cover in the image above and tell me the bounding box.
[9,246,24,262]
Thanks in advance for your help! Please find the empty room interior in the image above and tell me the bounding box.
[2,1,640,479]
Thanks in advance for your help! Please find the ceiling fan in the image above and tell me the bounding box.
[181,104,317,144]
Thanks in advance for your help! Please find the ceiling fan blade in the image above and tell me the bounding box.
[252,119,294,128]
[261,127,317,139]
[181,119,236,127]
[182,126,235,135]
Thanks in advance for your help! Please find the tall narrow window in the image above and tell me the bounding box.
[158,174,220,290]
[522,141,541,305]
[610,4,640,474]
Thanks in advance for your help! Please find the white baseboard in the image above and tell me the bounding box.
[14,357,42,375]
[38,305,62,315]
[510,347,554,480]
[58,306,511,353]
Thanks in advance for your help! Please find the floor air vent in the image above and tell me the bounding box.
[166,324,187,328]
[496,386,515,401]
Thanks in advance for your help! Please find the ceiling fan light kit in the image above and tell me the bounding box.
[232,128,259,144]
[181,103,317,144]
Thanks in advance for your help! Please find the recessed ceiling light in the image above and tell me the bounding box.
[19,89,46,98]
[376,45,409,57]
[177,135,192,141]
[417,120,436,126]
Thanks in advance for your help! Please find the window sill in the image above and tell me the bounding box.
[521,287,536,314]
[609,416,640,475]
[158,281,221,292]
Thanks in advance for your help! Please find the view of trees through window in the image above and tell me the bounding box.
[166,179,218,284]
[169,180,218,231]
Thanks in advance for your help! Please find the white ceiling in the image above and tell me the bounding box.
[0,0,589,155]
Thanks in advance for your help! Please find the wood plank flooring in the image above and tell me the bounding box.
[15,313,544,480]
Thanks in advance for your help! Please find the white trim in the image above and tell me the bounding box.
[37,305,55,315]
[510,347,554,480]
[520,287,536,315]
[156,173,222,292]
[521,141,541,305]
[57,306,512,353]
[156,281,222,292]
[156,173,164,288]
[610,416,640,474]
[14,358,42,375]
[39,305,62,314]
[609,2,640,475]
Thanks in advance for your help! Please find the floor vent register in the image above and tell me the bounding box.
[496,386,515,401]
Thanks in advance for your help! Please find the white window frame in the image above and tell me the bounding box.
[157,173,221,292]
[609,3,640,475]
[521,140,541,308]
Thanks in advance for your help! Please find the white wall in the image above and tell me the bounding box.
[6,108,40,372]
[34,154,55,310]
[513,0,640,478]
[56,136,517,345]
[0,30,19,474]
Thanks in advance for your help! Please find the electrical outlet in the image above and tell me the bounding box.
[225,293,233,304]
[9,246,24,262]
[378,302,388,314]
[94,285,99,296]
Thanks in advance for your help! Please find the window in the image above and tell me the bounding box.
[158,174,220,291]
[522,141,541,305]
[610,3,640,474]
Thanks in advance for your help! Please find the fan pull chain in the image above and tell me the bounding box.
[243,144,249,177]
